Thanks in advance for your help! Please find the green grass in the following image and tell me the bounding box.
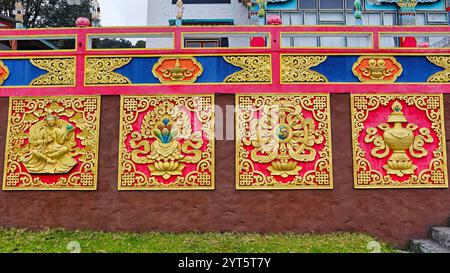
[0,229,397,253]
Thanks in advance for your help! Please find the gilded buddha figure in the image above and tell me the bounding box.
[21,115,77,174]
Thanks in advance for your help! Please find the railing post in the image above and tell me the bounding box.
[271,27,282,88]
[75,28,87,89]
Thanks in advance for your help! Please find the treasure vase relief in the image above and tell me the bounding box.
[2,96,101,190]
[236,94,333,190]
[351,94,448,189]
[119,95,214,190]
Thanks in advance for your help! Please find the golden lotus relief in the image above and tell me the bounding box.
[351,94,448,189]
[236,94,333,190]
[119,95,214,190]
[130,100,203,180]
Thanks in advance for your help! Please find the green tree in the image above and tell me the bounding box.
[0,0,92,28]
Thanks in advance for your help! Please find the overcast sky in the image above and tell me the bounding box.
[98,0,148,26]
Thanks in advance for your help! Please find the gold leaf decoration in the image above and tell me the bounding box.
[85,57,132,85]
[281,55,328,83]
[30,58,76,86]
[223,55,271,83]
[427,56,450,83]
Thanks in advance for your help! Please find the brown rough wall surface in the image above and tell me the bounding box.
[0,94,449,249]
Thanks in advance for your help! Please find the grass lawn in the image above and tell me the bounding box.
[0,229,397,253]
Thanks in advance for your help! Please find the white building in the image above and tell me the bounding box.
[147,0,252,48]
[147,0,249,27]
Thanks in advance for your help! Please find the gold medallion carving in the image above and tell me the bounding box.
[223,55,271,83]
[281,55,328,83]
[236,94,333,190]
[3,96,101,190]
[352,56,403,83]
[85,57,132,85]
[30,58,76,86]
[351,94,448,189]
[152,56,203,84]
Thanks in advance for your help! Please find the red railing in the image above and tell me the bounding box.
[1,25,450,97]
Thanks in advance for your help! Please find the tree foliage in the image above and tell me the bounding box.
[0,0,92,28]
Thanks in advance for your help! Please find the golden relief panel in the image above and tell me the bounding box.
[236,94,333,190]
[352,56,403,83]
[2,96,101,190]
[152,56,203,84]
[281,55,328,83]
[119,95,215,190]
[223,55,271,83]
[427,56,450,83]
[30,58,76,86]
[85,57,132,85]
[351,94,448,189]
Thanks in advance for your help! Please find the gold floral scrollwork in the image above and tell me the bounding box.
[119,95,215,190]
[427,56,450,83]
[3,96,101,190]
[281,55,328,83]
[85,57,132,85]
[236,94,333,190]
[351,94,448,189]
[30,58,76,86]
[223,55,271,83]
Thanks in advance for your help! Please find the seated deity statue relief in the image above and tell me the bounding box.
[21,115,77,174]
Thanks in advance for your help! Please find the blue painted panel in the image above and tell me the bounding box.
[312,56,360,82]
[312,56,443,83]
[365,0,445,11]
[267,0,297,11]
[396,56,442,82]
[115,56,242,84]
[1,59,47,86]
